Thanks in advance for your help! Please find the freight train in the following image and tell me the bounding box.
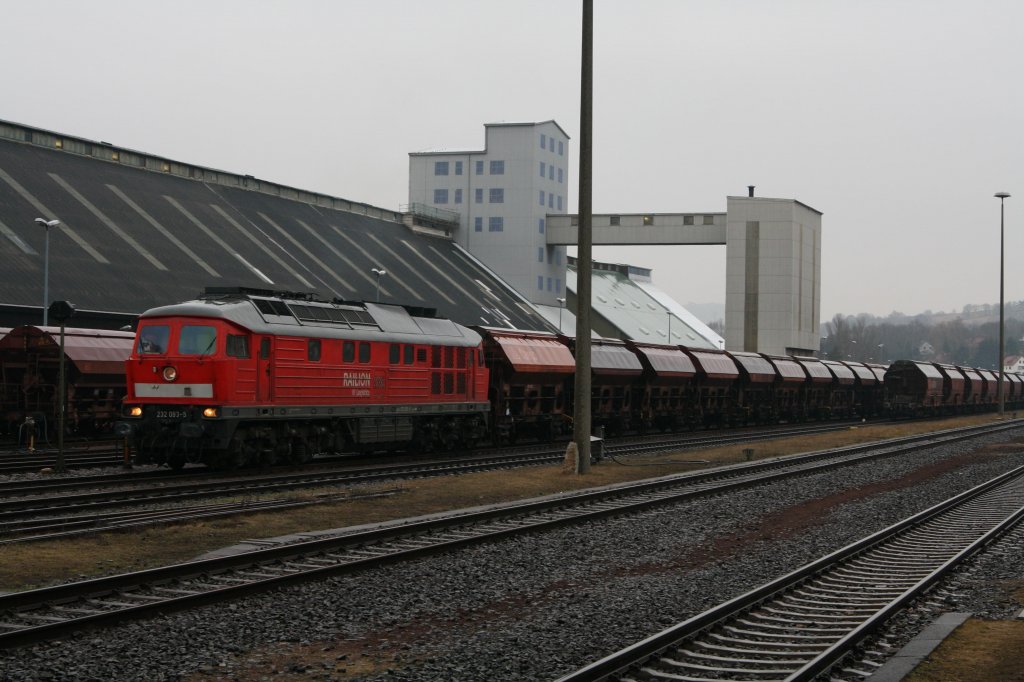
[0,325,134,440]
[109,288,1023,470]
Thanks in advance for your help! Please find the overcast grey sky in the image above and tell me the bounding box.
[3,0,1021,321]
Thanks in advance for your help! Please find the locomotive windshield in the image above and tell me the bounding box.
[137,325,169,354]
[179,325,217,355]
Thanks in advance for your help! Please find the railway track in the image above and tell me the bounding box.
[0,419,885,476]
[0,420,1019,649]
[557,465,1024,681]
[0,421,971,544]
[0,443,125,474]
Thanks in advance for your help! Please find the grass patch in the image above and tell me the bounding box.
[906,619,1024,681]
[0,414,1013,592]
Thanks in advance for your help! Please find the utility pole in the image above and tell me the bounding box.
[574,0,593,473]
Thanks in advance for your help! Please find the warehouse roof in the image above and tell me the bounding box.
[0,120,552,332]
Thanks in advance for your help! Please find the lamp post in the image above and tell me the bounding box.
[35,218,60,326]
[556,297,566,332]
[371,267,386,302]
[996,192,1011,417]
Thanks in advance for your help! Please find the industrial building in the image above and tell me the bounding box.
[0,117,821,357]
[414,122,821,356]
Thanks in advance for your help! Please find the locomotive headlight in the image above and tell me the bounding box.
[202,407,218,418]
[162,366,177,382]
[128,406,143,417]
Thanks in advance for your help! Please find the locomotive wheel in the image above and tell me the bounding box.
[166,437,186,471]
[222,437,245,470]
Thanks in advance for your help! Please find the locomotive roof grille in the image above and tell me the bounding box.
[286,302,379,330]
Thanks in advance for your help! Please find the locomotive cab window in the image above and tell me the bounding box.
[308,339,321,362]
[343,341,355,363]
[389,344,401,364]
[404,345,414,364]
[137,325,169,354]
[359,342,371,363]
[259,338,270,359]
[226,335,250,358]
[178,325,217,355]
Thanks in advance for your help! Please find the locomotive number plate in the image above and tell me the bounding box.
[155,410,188,420]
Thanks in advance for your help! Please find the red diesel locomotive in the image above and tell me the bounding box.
[115,288,490,469]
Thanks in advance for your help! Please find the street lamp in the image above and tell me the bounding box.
[556,297,566,332]
[371,267,386,302]
[35,218,60,326]
[996,191,1011,417]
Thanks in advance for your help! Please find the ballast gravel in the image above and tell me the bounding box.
[2,430,1024,681]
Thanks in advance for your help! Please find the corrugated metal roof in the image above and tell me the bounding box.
[591,341,643,376]
[794,357,833,383]
[0,325,134,375]
[822,359,856,385]
[729,351,776,383]
[768,356,807,383]
[842,361,878,384]
[484,330,575,374]
[686,350,739,381]
[566,266,717,348]
[628,343,696,378]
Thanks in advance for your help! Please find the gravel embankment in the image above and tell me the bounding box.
[2,432,1023,681]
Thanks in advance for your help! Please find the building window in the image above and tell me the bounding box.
[558,140,564,156]
[549,137,555,151]
[540,161,546,178]
[539,218,545,234]
[556,250,562,265]
[610,215,620,226]
[547,248,552,264]
[539,190,545,206]
[557,196,563,211]
[474,217,483,232]
[538,247,544,262]
[434,161,449,176]
[475,160,484,174]
[548,165,554,180]
[548,193,554,209]
[703,215,715,225]
[490,160,504,175]
[540,133,546,149]
[538,276,544,290]
[454,188,462,204]
[556,278,562,293]
[433,189,448,204]
[683,215,694,225]
[489,188,504,203]
[454,161,463,175]
[547,277,552,291]
[488,217,504,232]
[475,188,483,204]
[558,168,564,183]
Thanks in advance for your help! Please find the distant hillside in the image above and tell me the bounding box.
[830,300,1024,329]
